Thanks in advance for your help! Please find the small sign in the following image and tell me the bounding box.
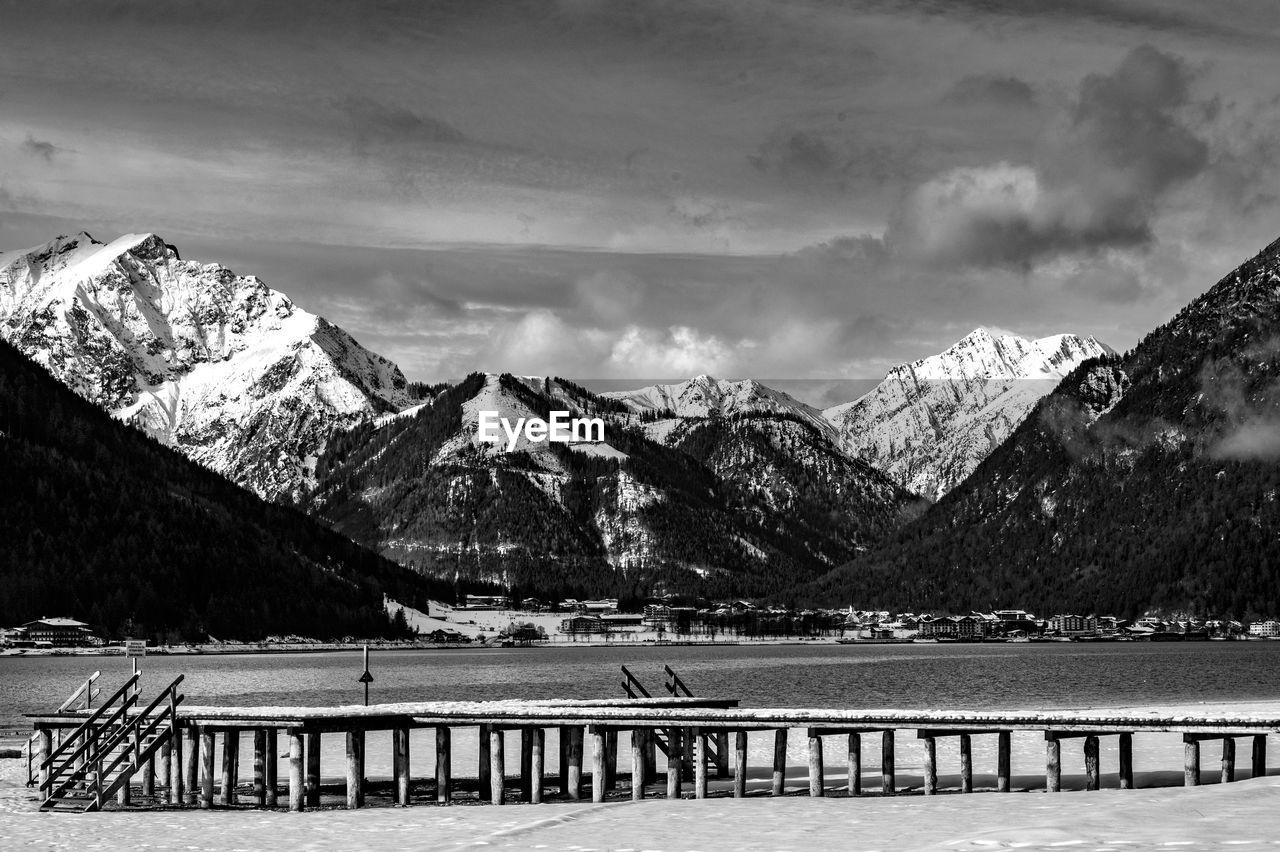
[124,639,147,658]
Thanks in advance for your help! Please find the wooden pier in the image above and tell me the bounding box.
[26,687,1280,812]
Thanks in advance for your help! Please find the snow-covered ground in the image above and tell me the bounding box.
[6,702,1280,850]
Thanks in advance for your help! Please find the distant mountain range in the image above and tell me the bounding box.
[1,230,1130,604]
[806,236,1280,618]
[311,373,919,599]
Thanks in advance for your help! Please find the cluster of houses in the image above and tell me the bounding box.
[0,616,101,648]
[848,609,1249,641]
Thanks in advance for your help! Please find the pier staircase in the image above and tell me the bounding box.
[621,665,724,775]
[37,672,184,812]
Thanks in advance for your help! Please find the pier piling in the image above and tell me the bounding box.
[590,727,606,803]
[847,732,861,796]
[435,726,451,803]
[531,728,545,804]
[182,726,197,805]
[1222,738,1236,784]
[1184,735,1201,787]
[489,728,505,806]
[808,732,825,797]
[997,731,1011,793]
[159,739,172,790]
[1119,733,1133,789]
[771,728,787,796]
[631,728,647,800]
[567,726,583,800]
[520,729,533,801]
[694,727,708,799]
[1046,734,1061,792]
[346,730,365,809]
[667,728,683,799]
[1253,734,1267,779]
[393,727,410,806]
[219,729,238,805]
[605,729,618,791]
[265,729,278,808]
[304,732,321,807]
[1084,735,1100,791]
[922,735,937,795]
[171,728,185,805]
[734,731,748,798]
[253,730,266,805]
[198,729,214,809]
[478,724,491,796]
[287,732,303,812]
[959,734,973,793]
[881,731,895,796]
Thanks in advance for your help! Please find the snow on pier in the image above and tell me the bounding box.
[27,691,1280,812]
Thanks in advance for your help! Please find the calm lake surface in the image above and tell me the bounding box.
[6,642,1280,730]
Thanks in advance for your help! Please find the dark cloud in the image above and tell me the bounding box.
[20,133,62,162]
[749,130,842,179]
[942,74,1036,109]
[749,125,923,190]
[863,0,1274,44]
[887,45,1210,271]
[339,96,468,156]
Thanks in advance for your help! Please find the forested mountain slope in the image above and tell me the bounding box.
[310,373,920,601]
[0,338,450,641]
[807,237,1280,618]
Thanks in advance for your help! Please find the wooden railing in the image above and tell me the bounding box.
[25,670,102,786]
[38,671,141,795]
[38,673,184,811]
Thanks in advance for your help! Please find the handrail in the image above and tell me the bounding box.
[41,694,136,796]
[664,665,694,698]
[620,665,652,699]
[57,671,101,713]
[41,672,140,770]
[81,676,184,785]
[95,699,183,797]
[25,732,39,786]
[43,675,185,807]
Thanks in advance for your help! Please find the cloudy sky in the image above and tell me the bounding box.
[2,1,1278,404]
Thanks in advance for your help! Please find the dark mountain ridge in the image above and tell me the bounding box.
[805,236,1280,618]
[0,337,452,642]
[310,373,920,601]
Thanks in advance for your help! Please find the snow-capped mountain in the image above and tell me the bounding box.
[604,375,837,442]
[808,235,1280,618]
[311,372,919,598]
[822,329,1113,500]
[0,232,412,501]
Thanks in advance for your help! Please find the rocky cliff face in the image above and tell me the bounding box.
[823,329,1114,500]
[0,232,411,501]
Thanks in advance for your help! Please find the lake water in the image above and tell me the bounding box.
[6,641,1280,730]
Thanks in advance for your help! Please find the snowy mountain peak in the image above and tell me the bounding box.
[602,374,837,441]
[897,328,1113,383]
[0,231,413,501]
[824,328,1113,500]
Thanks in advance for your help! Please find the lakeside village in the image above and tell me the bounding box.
[7,599,1280,653]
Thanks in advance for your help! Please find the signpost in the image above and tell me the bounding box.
[358,645,373,706]
[125,639,146,697]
